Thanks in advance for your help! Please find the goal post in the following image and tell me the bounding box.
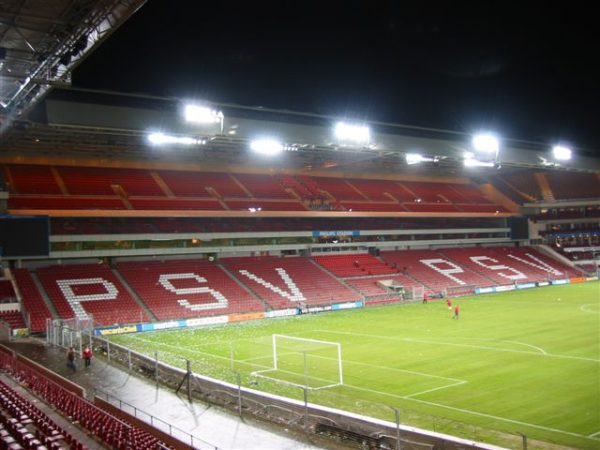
[405,286,425,301]
[252,334,344,390]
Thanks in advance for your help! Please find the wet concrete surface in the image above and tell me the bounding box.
[5,338,326,450]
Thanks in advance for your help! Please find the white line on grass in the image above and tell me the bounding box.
[127,334,231,362]
[580,304,599,314]
[315,330,599,363]
[124,334,597,442]
[404,380,467,399]
[404,395,598,442]
[589,430,600,438]
[331,381,598,442]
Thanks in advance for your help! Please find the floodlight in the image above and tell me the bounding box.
[552,145,572,161]
[472,133,500,154]
[405,153,435,165]
[464,158,494,168]
[250,138,283,156]
[334,122,370,144]
[184,104,223,124]
[147,132,203,146]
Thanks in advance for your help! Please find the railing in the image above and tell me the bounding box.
[0,347,174,449]
[89,333,525,450]
[94,389,219,450]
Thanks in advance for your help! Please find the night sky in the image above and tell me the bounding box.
[73,1,599,151]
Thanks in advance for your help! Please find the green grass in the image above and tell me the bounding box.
[111,283,600,449]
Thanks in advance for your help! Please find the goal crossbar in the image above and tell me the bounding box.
[250,334,344,390]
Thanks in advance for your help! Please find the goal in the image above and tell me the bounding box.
[251,334,344,390]
[404,285,425,301]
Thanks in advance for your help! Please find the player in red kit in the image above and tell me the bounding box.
[454,304,460,320]
[446,298,452,310]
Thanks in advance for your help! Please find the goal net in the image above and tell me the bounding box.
[404,285,425,301]
[442,284,476,298]
[251,334,344,390]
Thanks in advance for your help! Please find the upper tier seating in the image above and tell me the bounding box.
[446,184,491,203]
[346,179,413,202]
[9,195,126,210]
[11,269,52,333]
[310,177,366,201]
[544,171,600,200]
[117,259,264,320]
[401,181,460,203]
[5,165,62,194]
[159,170,248,197]
[36,264,149,326]
[380,249,493,294]
[127,197,223,210]
[2,163,509,214]
[222,256,362,308]
[225,199,305,211]
[313,254,399,278]
[58,166,164,196]
[339,202,406,212]
[233,173,294,199]
[403,203,459,212]
[498,171,543,201]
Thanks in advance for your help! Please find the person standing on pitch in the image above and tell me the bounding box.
[446,298,452,310]
[453,304,460,320]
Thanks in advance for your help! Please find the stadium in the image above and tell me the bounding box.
[0,2,599,450]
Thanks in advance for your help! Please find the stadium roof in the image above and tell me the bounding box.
[0,87,598,177]
[0,0,146,133]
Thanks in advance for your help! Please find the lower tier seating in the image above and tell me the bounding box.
[380,249,493,294]
[36,265,149,326]
[117,259,264,320]
[222,256,362,308]
[0,311,26,330]
[313,254,399,278]
[0,378,84,450]
[440,246,581,284]
[11,269,52,333]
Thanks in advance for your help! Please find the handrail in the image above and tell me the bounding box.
[93,387,219,450]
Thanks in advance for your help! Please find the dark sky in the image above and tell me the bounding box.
[74,1,599,151]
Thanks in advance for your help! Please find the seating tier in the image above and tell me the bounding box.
[11,269,52,333]
[36,265,149,326]
[117,259,264,320]
[222,256,361,308]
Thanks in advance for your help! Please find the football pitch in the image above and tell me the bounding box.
[111,283,600,449]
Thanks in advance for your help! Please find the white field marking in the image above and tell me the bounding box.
[314,329,600,363]
[315,378,598,441]
[580,304,599,314]
[405,396,598,442]
[238,349,465,384]
[125,335,595,441]
[421,337,547,355]
[251,368,341,391]
[404,380,467,399]
[127,334,232,362]
[589,430,600,438]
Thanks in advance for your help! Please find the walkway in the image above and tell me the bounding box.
[5,338,325,450]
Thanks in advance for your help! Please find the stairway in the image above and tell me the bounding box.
[30,272,59,319]
[534,172,555,202]
[111,268,157,322]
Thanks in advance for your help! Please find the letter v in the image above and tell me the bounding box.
[238,268,306,302]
